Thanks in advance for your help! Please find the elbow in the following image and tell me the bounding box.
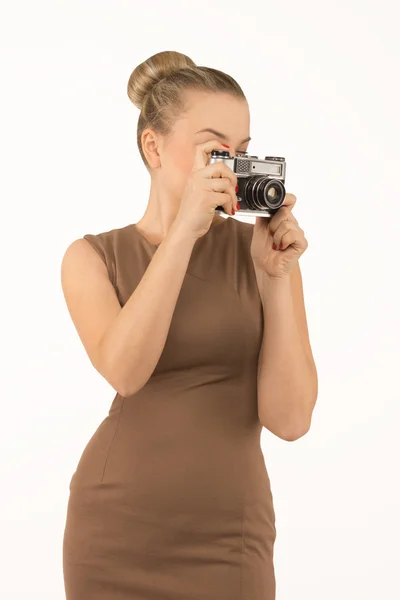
[261,415,312,442]
[99,353,142,398]
[265,394,317,442]
[113,376,141,398]
[97,336,152,398]
[280,414,312,441]
[279,423,311,442]
[115,382,133,398]
[102,372,131,398]
[97,363,140,399]
[114,374,147,398]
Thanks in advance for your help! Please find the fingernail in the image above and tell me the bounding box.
[236,202,240,210]
[272,243,277,250]
[231,208,235,215]
[279,242,284,249]
[235,185,239,192]
[270,230,274,236]
[221,144,230,148]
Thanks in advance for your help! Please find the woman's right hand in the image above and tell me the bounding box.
[173,140,238,241]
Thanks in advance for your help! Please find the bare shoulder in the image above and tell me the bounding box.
[61,237,111,292]
[62,236,107,268]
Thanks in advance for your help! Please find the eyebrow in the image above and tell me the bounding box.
[195,128,251,144]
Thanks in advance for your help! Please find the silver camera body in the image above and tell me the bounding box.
[208,150,286,217]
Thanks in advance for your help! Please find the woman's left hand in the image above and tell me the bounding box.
[250,193,308,279]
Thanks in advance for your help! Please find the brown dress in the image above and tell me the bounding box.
[62,215,277,600]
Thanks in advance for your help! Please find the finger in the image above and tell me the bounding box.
[269,209,297,235]
[208,191,235,216]
[282,193,297,210]
[271,221,295,247]
[279,229,308,252]
[203,176,233,193]
[200,161,237,188]
[192,140,233,172]
[272,223,301,249]
[204,177,237,213]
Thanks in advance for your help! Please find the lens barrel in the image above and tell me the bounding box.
[243,176,285,210]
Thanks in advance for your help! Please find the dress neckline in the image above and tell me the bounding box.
[131,216,230,248]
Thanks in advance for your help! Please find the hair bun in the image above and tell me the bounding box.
[127,50,196,110]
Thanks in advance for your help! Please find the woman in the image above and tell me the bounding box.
[61,50,318,600]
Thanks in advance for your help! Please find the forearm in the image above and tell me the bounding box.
[100,221,197,396]
[256,270,317,439]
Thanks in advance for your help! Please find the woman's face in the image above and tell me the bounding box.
[156,90,251,201]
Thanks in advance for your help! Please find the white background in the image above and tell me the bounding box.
[1,1,399,598]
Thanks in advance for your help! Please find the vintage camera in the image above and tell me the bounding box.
[208,150,286,217]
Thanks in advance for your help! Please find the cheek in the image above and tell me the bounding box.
[161,137,197,195]
[172,144,195,175]
[163,133,194,172]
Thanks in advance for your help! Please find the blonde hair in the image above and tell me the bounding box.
[127,50,246,169]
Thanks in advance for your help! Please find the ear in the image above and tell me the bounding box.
[141,128,161,169]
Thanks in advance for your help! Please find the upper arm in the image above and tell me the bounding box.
[61,237,122,389]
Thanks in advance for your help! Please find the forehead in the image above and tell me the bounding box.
[177,90,250,139]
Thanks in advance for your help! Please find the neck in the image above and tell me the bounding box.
[135,180,225,243]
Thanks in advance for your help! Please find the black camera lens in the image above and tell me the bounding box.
[243,176,285,211]
[210,150,230,158]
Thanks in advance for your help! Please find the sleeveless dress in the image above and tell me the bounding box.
[62,215,277,600]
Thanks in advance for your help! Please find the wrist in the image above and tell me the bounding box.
[167,219,198,249]
[255,266,291,301]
